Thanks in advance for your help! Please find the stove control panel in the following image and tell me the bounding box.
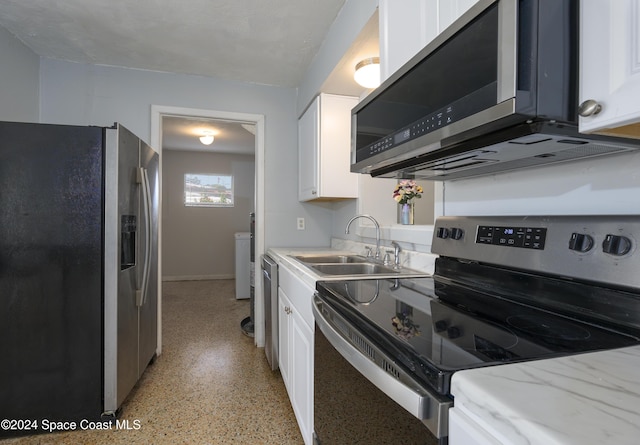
[476,225,547,250]
[431,215,640,289]
[602,234,632,256]
[569,233,594,252]
[436,227,464,240]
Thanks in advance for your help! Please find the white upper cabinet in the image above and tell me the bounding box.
[298,93,358,202]
[379,0,434,80]
[379,0,479,81]
[437,0,482,35]
[579,0,640,136]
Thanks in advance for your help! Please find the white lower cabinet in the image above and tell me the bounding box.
[277,265,314,445]
[278,289,292,387]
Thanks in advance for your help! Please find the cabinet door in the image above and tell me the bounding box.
[298,97,319,201]
[298,94,358,202]
[379,0,479,81]
[290,310,314,445]
[379,0,434,81]
[317,94,358,199]
[579,0,640,134]
[277,286,314,445]
[438,0,480,32]
[278,288,292,392]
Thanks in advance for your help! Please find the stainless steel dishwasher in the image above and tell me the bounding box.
[261,254,278,370]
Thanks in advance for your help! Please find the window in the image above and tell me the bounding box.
[184,174,234,207]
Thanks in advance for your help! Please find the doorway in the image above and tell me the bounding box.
[150,105,266,351]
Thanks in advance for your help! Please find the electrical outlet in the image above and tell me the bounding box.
[297,217,305,230]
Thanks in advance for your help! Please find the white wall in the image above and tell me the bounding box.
[38,58,334,249]
[0,25,39,122]
[297,0,378,115]
[162,150,255,280]
[296,0,380,249]
[443,152,640,216]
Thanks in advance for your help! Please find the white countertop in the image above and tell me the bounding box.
[451,345,640,445]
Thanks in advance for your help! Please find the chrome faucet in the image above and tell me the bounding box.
[345,214,381,260]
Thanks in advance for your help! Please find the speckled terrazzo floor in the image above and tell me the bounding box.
[1,279,302,445]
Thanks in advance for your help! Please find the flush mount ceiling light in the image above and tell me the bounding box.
[199,131,215,145]
[354,57,380,89]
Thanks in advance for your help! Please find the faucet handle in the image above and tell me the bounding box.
[391,241,402,269]
[383,251,392,266]
[364,246,372,257]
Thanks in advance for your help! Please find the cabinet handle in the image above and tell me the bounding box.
[578,99,602,117]
[285,306,292,314]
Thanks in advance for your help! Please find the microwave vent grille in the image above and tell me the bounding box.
[400,140,633,180]
[560,143,627,157]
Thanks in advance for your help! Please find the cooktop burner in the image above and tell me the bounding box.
[506,314,592,341]
[317,269,640,394]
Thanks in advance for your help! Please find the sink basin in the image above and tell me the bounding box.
[293,254,368,264]
[309,263,399,275]
[290,253,429,278]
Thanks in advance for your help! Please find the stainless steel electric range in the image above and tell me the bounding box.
[313,215,640,445]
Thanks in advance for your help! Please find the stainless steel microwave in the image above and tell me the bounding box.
[351,0,640,180]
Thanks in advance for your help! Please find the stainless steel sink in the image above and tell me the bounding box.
[290,254,428,278]
[293,254,369,264]
[310,263,399,275]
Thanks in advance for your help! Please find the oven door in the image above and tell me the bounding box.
[312,293,451,445]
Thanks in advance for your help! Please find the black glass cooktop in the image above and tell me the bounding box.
[316,263,640,394]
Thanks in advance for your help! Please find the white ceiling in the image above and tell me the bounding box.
[162,116,256,154]
[0,0,379,154]
[0,0,347,87]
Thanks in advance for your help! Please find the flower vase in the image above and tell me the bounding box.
[399,202,414,225]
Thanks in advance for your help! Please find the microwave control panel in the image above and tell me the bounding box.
[357,105,457,162]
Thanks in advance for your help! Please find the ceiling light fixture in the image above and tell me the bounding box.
[199,131,215,145]
[354,57,380,89]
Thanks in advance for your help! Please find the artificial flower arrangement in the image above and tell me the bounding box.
[393,180,423,205]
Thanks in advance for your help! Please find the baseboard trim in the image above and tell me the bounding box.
[162,274,235,282]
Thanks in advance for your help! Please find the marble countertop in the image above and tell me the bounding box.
[450,345,640,445]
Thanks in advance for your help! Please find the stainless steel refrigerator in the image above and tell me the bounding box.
[0,121,159,436]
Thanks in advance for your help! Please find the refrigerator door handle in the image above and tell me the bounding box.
[136,167,152,307]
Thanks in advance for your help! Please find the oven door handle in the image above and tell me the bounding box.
[313,294,452,438]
